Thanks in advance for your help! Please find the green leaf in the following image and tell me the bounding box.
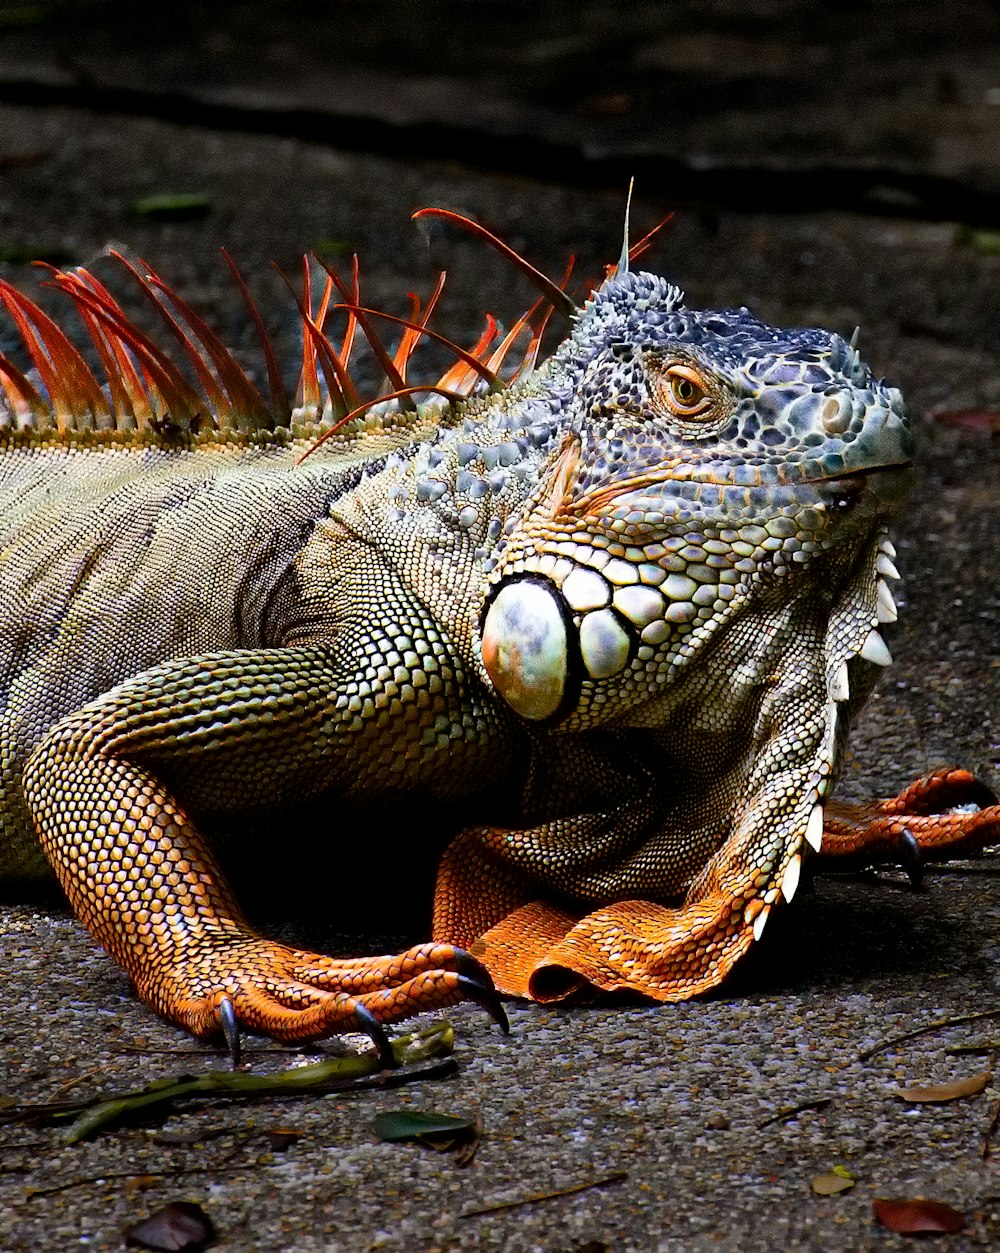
[374,1110,475,1143]
[312,238,354,258]
[0,245,75,265]
[955,225,1000,256]
[129,194,212,222]
[0,6,50,31]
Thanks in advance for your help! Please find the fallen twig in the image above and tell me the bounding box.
[2,1021,456,1142]
[25,1160,257,1200]
[756,1096,832,1130]
[859,1009,1000,1063]
[461,1170,628,1218]
[981,1098,1000,1160]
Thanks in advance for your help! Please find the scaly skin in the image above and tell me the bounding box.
[2,245,998,1044]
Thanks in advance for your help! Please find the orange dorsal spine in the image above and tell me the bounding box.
[0,204,640,446]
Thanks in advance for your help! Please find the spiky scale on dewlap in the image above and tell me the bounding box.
[1,210,998,1048]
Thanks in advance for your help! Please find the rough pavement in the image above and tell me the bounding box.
[0,91,999,1252]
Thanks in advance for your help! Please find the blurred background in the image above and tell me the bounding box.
[1,0,999,221]
[1,1,998,371]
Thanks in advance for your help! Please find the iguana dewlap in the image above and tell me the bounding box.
[1,219,998,1047]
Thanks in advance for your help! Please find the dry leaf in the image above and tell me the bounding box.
[872,1198,965,1234]
[812,1169,855,1196]
[895,1071,990,1103]
[124,1200,216,1251]
[933,408,1000,433]
[123,1175,160,1198]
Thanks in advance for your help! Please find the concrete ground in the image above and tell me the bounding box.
[0,26,999,1251]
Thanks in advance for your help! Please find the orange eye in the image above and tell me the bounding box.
[664,365,711,416]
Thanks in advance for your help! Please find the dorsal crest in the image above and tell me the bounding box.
[0,212,590,451]
[0,203,675,452]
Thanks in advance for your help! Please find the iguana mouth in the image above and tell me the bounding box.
[802,460,914,485]
[809,462,914,511]
[570,456,914,512]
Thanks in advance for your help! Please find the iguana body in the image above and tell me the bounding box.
[1,220,998,1045]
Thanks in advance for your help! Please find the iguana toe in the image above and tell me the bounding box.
[897,828,924,890]
[153,936,511,1045]
[451,973,510,1034]
[819,768,1000,867]
[349,1002,396,1068]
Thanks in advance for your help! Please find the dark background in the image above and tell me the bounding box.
[2,0,1000,222]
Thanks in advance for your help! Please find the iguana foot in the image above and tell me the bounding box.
[148,937,507,1046]
[209,992,397,1068]
[817,768,1000,869]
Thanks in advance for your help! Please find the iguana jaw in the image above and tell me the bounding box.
[565,458,914,517]
[808,461,914,517]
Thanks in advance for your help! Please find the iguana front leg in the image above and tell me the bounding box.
[437,764,821,1004]
[436,657,837,1003]
[816,768,1000,871]
[437,766,1000,1003]
[23,648,504,1045]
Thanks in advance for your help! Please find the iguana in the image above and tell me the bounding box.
[2,210,998,1057]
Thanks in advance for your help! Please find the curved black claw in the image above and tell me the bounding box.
[353,1002,396,1069]
[218,995,241,1067]
[898,827,924,890]
[455,974,510,1035]
[452,948,499,989]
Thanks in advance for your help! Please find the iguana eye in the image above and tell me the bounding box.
[661,365,712,417]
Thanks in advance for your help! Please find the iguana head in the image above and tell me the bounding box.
[478,270,912,726]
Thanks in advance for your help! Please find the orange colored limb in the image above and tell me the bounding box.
[526,895,755,1003]
[470,902,583,1001]
[22,650,504,1044]
[165,938,498,1044]
[818,768,1000,864]
[434,823,761,1004]
[439,768,1000,1009]
[433,827,586,999]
